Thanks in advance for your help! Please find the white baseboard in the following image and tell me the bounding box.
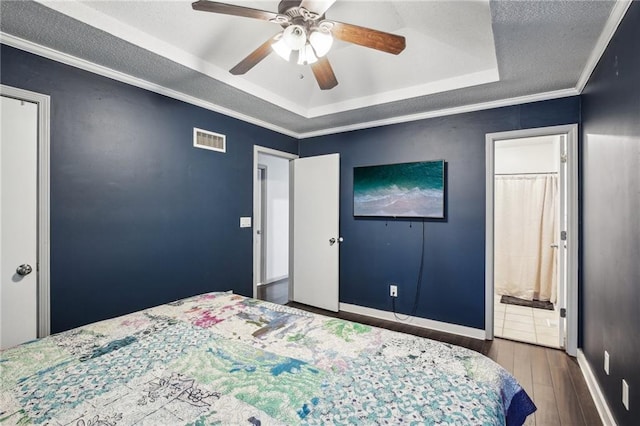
[339,303,486,340]
[577,349,617,426]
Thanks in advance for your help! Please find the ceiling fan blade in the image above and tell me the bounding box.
[331,21,406,55]
[299,0,336,16]
[192,1,280,22]
[230,35,278,75]
[311,57,338,90]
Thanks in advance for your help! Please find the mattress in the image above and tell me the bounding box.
[0,292,535,425]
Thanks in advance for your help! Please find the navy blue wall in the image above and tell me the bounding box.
[581,2,640,424]
[1,45,297,333]
[300,98,580,329]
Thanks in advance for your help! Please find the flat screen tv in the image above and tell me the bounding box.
[353,160,445,218]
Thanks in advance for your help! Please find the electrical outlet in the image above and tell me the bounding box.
[389,284,398,298]
[604,351,610,375]
[622,379,629,410]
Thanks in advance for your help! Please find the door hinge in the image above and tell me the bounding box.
[560,308,567,318]
[561,231,567,241]
[561,154,568,163]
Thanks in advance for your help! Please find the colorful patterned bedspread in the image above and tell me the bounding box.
[1,292,535,425]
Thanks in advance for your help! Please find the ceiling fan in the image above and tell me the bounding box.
[192,0,406,90]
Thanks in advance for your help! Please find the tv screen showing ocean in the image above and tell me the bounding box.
[353,160,444,218]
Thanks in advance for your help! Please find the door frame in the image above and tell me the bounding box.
[1,84,51,338]
[485,124,578,356]
[256,163,267,284]
[252,145,298,299]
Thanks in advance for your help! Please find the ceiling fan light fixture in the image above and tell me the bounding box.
[297,43,318,65]
[194,0,406,89]
[271,37,292,61]
[282,24,307,50]
[309,30,333,57]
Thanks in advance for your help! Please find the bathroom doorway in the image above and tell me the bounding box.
[486,125,578,355]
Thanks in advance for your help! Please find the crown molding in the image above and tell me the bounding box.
[2,0,630,141]
[576,0,633,93]
[297,88,579,138]
[0,33,299,138]
[0,33,580,140]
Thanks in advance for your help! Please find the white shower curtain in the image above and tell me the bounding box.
[494,174,558,303]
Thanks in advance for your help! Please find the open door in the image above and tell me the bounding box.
[291,153,340,312]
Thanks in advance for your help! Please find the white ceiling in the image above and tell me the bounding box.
[0,1,626,137]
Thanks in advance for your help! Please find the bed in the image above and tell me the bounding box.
[1,292,535,425]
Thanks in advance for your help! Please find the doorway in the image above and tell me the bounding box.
[253,146,297,304]
[0,85,51,348]
[486,124,578,356]
[252,147,341,312]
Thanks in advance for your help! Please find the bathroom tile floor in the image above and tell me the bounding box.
[494,294,560,348]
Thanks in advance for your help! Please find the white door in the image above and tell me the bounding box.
[291,153,340,312]
[1,95,38,349]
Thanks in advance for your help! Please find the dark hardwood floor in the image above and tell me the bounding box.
[257,279,289,305]
[287,301,601,426]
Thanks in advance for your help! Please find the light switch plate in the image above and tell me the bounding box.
[240,217,252,228]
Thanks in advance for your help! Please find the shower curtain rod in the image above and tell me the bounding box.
[494,172,558,176]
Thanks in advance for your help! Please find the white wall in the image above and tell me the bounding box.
[495,135,560,173]
[258,153,290,281]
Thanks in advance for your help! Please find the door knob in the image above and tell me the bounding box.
[329,237,344,246]
[16,264,33,276]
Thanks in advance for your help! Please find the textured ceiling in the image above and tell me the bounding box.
[67,0,500,116]
[0,1,618,137]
